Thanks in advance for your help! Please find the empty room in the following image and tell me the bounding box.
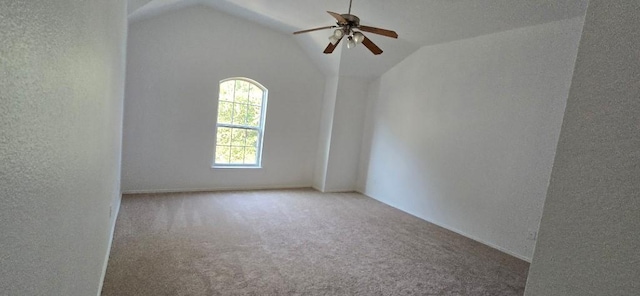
[1,0,638,295]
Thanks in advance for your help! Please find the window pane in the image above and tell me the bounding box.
[216,127,231,145]
[232,103,248,125]
[217,101,233,124]
[231,128,246,146]
[234,80,250,104]
[215,145,231,164]
[245,147,257,164]
[247,105,261,127]
[230,146,245,164]
[214,79,266,167]
[248,85,263,105]
[220,81,234,102]
[246,130,259,147]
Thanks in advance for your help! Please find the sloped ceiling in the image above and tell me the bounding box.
[128,0,588,78]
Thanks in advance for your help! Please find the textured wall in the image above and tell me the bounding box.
[324,77,369,192]
[525,1,640,295]
[122,5,325,192]
[358,17,584,260]
[314,76,369,192]
[128,0,154,15]
[313,76,340,191]
[0,0,127,295]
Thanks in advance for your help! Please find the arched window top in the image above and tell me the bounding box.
[220,77,267,92]
[213,77,268,168]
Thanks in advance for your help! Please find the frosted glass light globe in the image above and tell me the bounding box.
[329,35,340,45]
[347,37,356,49]
[353,32,365,43]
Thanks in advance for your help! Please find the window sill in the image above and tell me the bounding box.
[212,165,262,169]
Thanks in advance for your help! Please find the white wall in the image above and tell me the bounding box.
[313,76,339,191]
[358,17,584,260]
[525,1,640,295]
[314,76,369,192]
[122,5,325,192]
[0,1,127,295]
[324,77,369,192]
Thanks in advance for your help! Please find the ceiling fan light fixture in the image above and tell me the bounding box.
[353,32,365,44]
[347,36,356,49]
[329,35,340,45]
[293,0,397,55]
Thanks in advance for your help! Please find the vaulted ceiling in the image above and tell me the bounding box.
[128,0,588,78]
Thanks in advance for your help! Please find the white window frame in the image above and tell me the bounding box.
[212,77,268,169]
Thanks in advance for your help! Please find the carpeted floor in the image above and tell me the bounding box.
[102,189,529,295]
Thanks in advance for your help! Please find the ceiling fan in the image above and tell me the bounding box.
[293,0,398,55]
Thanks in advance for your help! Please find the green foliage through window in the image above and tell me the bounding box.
[214,78,266,166]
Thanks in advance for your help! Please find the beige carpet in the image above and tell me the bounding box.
[102,189,529,295]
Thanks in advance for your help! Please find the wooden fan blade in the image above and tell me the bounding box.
[327,11,348,25]
[361,36,383,55]
[293,25,337,35]
[323,37,343,54]
[359,25,398,39]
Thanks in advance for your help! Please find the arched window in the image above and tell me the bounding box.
[213,78,267,167]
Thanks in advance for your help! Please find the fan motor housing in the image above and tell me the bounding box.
[341,14,360,27]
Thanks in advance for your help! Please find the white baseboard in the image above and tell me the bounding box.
[321,189,358,193]
[356,190,532,263]
[311,185,357,193]
[97,193,122,296]
[122,184,313,195]
[439,222,532,263]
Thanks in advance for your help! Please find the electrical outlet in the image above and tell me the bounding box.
[527,231,537,241]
